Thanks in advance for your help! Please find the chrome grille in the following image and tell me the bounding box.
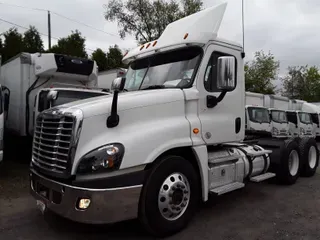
[32,115,74,174]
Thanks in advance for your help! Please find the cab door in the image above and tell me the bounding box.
[197,44,244,144]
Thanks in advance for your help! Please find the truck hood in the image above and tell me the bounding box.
[57,89,185,118]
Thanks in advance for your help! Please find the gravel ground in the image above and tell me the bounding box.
[1,157,320,239]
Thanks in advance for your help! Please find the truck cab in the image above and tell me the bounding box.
[300,102,320,138]
[29,2,318,237]
[268,108,289,138]
[286,110,314,137]
[245,105,271,135]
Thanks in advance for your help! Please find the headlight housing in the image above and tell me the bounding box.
[272,127,279,135]
[77,143,125,174]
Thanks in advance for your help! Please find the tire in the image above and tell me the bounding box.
[276,139,300,185]
[139,155,200,237]
[299,137,319,177]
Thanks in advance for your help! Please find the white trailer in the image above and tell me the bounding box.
[98,68,127,90]
[30,3,319,237]
[0,52,98,138]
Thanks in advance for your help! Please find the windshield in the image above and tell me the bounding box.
[298,112,312,124]
[124,46,202,91]
[310,113,319,125]
[271,110,287,123]
[248,107,270,123]
[38,90,107,112]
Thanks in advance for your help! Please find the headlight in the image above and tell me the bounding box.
[272,127,279,135]
[300,128,305,134]
[77,143,125,174]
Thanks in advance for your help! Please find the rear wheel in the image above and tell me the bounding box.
[276,139,300,185]
[299,137,319,177]
[139,155,200,237]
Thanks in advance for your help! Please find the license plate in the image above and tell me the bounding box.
[36,200,46,214]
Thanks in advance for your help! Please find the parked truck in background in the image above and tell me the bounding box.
[29,3,319,237]
[0,53,98,155]
[245,92,289,138]
[287,99,314,138]
[34,87,110,125]
[300,102,320,138]
[264,94,290,138]
[98,68,127,90]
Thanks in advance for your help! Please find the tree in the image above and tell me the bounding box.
[50,30,87,58]
[23,26,44,53]
[281,66,320,101]
[2,28,23,62]
[0,38,3,62]
[91,48,108,72]
[106,45,125,69]
[104,0,203,44]
[245,50,279,94]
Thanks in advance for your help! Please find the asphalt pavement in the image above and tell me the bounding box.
[1,161,320,240]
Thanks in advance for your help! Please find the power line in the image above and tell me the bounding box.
[0,17,96,53]
[0,1,120,38]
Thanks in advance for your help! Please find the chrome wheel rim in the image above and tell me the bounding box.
[288,150,299,176]
[308,146,317,169]
[158,173,190,221]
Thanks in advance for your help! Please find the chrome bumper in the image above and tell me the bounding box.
[30,169,142,224]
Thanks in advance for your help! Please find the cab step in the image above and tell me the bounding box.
[250,172,276,182]
[210,182,245,196]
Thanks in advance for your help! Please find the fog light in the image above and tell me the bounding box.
[78,198,91,209]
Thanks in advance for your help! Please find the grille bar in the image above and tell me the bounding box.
[32,114,75,175]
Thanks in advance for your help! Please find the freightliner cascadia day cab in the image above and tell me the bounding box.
[0,53,98,156]
[29,3,319,237]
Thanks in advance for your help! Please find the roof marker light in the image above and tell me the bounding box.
[184,33,189,39]
[140,45,145,50]
[146,43,151,49]
[153,41,157,47]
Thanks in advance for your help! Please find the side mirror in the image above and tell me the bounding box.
[47,90,58,102]
[217,56,236,91]
[111,77,126,92]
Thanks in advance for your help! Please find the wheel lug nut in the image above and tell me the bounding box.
[181,203,186,207]
[184,197,188,201]
[181,185,185,189]
[184,190,188,194]
[176,207,181,211]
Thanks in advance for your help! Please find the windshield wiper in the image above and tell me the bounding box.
[141,85,166,90]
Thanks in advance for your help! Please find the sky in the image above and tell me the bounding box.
[0,0,320,81]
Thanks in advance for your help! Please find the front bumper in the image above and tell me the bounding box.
[30,169,142,224]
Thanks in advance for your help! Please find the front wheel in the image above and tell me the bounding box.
[139,155,200,237]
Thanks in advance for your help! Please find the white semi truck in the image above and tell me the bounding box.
[29,3,319,237]
[287,99,314,138]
